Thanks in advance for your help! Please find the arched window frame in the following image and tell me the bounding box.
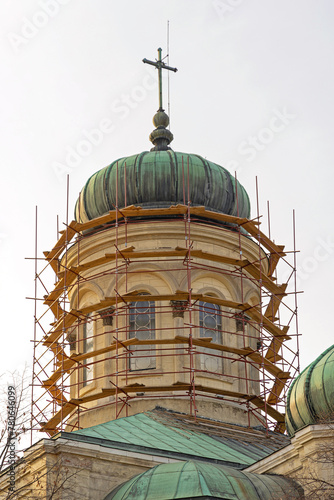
[129,293,156,371]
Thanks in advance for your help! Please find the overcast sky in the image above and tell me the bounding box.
[1,1,333,381]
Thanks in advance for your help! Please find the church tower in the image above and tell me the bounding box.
[33,49,296,436]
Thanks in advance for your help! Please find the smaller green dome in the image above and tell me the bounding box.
[286,344,334,437]
[104,461,303,500]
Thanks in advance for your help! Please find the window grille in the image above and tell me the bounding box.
[199,301,223,374]
[129,297,156,371]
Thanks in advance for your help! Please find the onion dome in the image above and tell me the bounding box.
[285,344,334,437]
[74,151,250,223]
[104,461,303,500]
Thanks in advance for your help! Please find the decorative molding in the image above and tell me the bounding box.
[66,331,77,350]
[99,307,115,326]
[170,300,188,318]
[235,312,248,332]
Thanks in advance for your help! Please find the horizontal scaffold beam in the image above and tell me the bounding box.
[42,291,290,348]
[42,335,289,393]
[43,205,286,278]
[45,246,287,313]
[40,381,285,435]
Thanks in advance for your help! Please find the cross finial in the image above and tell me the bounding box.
[142,48,178,151]
[143,48,177,112]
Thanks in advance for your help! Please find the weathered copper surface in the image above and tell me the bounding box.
[75,151,250,223]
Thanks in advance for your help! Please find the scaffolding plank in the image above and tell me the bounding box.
[45,240,285,309]
[267,248,285,277]
[188,207,248,225]
[42,291,290,348]
[72,388,116,404]
[44,223,78,262]
[100,247,283,296]
[43,381,68,405]
[43,299,65,320]
[48,257,59,275]
[40,401,79,432]
[75,205,261,233]
[49,343,68,365]
[267,373,290,405]
[45,269,79,304]
[185,336,289,381]
[246,352,290,380]
[108,291,291,340]
[40,381,285,434]
[194,384,285,423]
[74,338,138,362]
[76,205,189,231]
[42,336,287,392]
[240,262,287,296]
[265,337,284,363]
[43,359,76,385]
[241,222,286,259]
[177,336,251,356]
[43,310,82,346]
[58,207,282,263]
[42,338,139,387]
[264,284,288,322]
[243,306,290,340]
[75,212,117,231]
[50,250,282,310]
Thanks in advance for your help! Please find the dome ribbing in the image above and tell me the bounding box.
[75,151,250,223]
[104,461,303,500]
[285,344,334,437]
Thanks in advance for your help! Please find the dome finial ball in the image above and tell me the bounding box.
[153,110,169,128]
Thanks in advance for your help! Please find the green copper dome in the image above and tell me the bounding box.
[75,151,250,223]
[285,344,334,437]
[104,461,303,500]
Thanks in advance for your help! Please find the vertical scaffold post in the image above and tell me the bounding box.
[255,176,268,433]
[60,174,70,432]
[115,161,119,419]
[185,156,197,419]
[235,171,251,427]
[293,209,300,373]
[76,191,82,430]
[30,206,38,446]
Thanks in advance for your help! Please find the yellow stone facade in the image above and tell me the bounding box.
[64,219,266,429]
[246,423,334,498]
[0,436,158,499]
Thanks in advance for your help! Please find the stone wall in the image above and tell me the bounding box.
[0,436,171,499]
[246,424,334,498]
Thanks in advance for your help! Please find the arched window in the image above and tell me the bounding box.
[199,301,223,374]
[83,314,94,386]
[129,296,156,371]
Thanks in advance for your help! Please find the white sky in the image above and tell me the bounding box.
[1,0,334,381]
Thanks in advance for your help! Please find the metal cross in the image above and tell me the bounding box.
[143,48,177,111]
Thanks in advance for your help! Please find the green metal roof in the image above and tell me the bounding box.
[286,344,334,436]
[74,151,250,223]
[104,461,304,500]
[70,409,289,467]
